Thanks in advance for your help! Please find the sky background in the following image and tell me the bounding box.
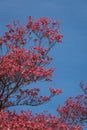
[0,0,87,129]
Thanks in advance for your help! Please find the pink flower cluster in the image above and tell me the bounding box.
[0,110,83,130]
[49,88,62,95]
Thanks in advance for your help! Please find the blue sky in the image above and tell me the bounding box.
[0,0,87,128]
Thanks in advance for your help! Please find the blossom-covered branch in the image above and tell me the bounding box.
[0,17,63,110]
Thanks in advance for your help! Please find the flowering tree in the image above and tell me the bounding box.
[0,17,87,130]
[0,17,62,110]
[56,81,87,129]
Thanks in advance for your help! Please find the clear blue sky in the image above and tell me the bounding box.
[0,0,87,129]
